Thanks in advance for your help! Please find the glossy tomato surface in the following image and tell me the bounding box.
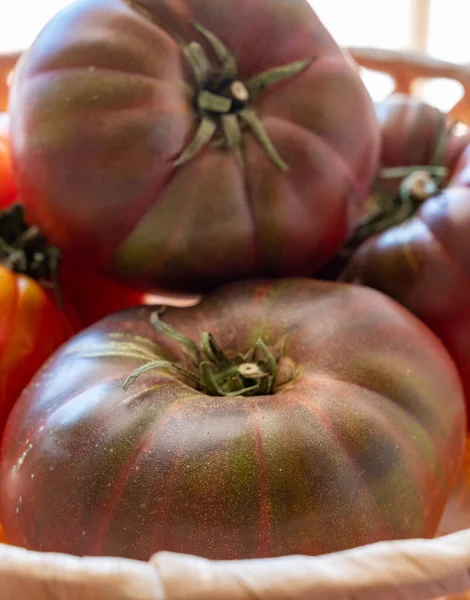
[10,0,378,292]
[0,279,464,561]
[343,144,470,419]
[0,265,74,436]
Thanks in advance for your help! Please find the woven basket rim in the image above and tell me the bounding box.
[1,527,470,599]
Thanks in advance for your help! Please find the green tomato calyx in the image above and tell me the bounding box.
[174,21,313,172]
[123,310,297,397]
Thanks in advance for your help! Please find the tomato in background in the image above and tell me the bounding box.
[343,143,470,423]
[376,94,469,172]
[316,94,470,282]
[0,265,75,436]
[0,113,16,208]
[58,261,200,328]
[0,522,7,544]
[0,203,78,436]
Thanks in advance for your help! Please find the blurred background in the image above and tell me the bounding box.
[0,0,468,114]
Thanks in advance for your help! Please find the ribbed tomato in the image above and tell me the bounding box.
[369,94,469,236]
[376,94,469,171]
[317,95,470,281]
[343,143,470,421]
[0,279,464,561]
[10,0,378,292]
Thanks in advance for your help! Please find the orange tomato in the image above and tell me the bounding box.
[0,265,75,435]
[0,522,7,544]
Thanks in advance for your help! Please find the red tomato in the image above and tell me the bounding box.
[10,0,379,292]
[0,113,16,208]
[58,261,200,328]
[0,279,465,561]
[343,144,470,421]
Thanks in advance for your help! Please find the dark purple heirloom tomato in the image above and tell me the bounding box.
[369,94,469,236]
[343,145,470,424]
[9,0,378,292]
[316,95,470,281]
[376,94,469,171]
[0,279,465,561]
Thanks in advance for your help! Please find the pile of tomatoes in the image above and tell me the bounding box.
[0,0,469,564]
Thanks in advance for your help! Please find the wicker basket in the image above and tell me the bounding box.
[1,47,470,599]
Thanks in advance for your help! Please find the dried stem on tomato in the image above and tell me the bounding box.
[123,310,298,397]
[343,114,455,251]
[335,164,448,265]
[175,21,313,171]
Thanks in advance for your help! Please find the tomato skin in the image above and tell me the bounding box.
[0,265,74,436]
[0,113,16,209]
[315,95,470,283]
[58,261,200,328]
[343,145,470,419]
[0,194,198,328]
[376,94,470,170]
[0,278,464,561]
[370,94,469,216]
[10,0,379,292]
[0,522,7,544]
[438,435,470,536]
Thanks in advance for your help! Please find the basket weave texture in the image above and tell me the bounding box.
[1,47,470,599]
